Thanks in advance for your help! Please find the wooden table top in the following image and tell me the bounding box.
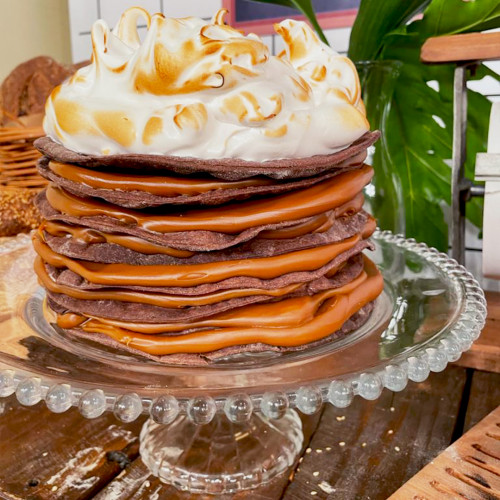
[1,294,499,500]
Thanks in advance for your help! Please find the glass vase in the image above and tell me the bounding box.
[356,60,405,236]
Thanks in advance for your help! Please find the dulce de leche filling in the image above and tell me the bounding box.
[47,160,275,196]
[35,256,304,308]
[54,257,383,355]
[33,227,373,288]
[44,165,373,234]
[41,192,366,249]
[40,220,196,257]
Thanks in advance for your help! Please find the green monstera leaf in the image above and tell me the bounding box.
[417,0,500,34]
[350,0,499,250]
[247,0,328,43]
[243,0,498,249]
[349,0,431,61]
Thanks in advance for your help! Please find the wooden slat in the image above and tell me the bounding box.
[421,32,500,64]
[281,367,467,499]
[465,370,500,432]
[0,395,145,500]
[389,405,500,499]
[94,412,322,500]
[455,291,500,373]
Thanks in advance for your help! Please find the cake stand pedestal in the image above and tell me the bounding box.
[0,231,486,495]
[140,410,303,493]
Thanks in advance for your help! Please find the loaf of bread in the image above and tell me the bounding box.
[0,56,87,124]
[0,56,86,235]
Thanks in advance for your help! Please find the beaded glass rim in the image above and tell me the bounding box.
[0,231,487,425]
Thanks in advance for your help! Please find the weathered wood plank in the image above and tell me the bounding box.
[389,405,500,500]
[281,366,467,500]
[421,32,500,63]
[94,412,322,500]
[0,395,145,500]
[464,370,500,432]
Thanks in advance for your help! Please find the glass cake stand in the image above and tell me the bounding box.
[0,231,486,494]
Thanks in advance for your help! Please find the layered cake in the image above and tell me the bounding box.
[33,7,384,364]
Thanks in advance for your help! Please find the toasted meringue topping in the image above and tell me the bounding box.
[44,8,369,161]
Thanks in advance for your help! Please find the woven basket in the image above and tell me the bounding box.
[0,111,47,188]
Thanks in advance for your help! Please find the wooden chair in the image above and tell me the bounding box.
[421,32,500,265]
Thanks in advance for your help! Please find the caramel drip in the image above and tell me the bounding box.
[48,161,274,196]
[258,192,365,239]
[65,257,383,355]
[45,165,374,234]
[35,256,303,308]
[57,312,86,329]
[361,216,377,240]
[42,221,195,258]
[311,214,335,234]
[33,231,364,287]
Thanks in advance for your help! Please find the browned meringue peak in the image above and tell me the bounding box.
[44,8,369,160]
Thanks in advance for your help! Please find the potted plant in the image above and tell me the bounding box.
[250,0,499,250]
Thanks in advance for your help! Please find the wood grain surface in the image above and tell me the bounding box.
[281,367,466,500]
[0,397,145,500]
[465,370,500,432]
[421,32,500,63]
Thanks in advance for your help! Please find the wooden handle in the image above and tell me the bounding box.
[421,32,500,64]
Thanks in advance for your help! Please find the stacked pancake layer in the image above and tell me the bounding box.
[33,133,383,364]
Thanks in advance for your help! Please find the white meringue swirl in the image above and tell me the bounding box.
[43,8,369,161]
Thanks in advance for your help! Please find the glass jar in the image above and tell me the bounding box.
[356,60,405,236]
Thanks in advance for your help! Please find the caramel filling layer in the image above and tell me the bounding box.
[36,256,304,308]
[33,230,368,287]
[48,160,275,196]
[45,165,373,234]
[258,192,365,239]
[54,257,383,355]
[41,221,195,257]
[41,193,366,251]
[57,264,367,333]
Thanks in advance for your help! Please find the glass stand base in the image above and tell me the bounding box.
[139,409,304,495]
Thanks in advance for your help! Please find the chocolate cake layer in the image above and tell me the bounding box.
[39,238,371,300]
[35,164,373,252]
[53,302,374,366]
[40,210,371,265]
[44,253,365,323]
[34,148,381,364]
[38,156,363,208]
[45,256,383,363]
[34,131,380,180]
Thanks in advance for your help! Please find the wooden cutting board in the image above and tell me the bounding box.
[389,405,500,499]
